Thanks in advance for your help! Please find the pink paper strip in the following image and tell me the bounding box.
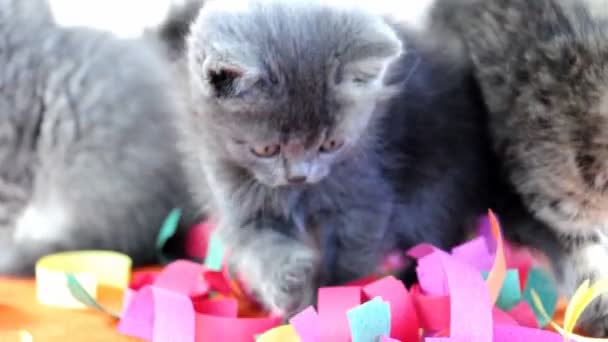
[192,298,238,317]
[477,214,495,251]
[508,301,538,328]
[118,287,155,340]
[407,243,440,259]
[492,308,518,326]
[154,288,196,342]
[121,288,135,315]
[416,251,449,296]
[363,276,419,342]
[346,275,380,287]
[318,287,362,342]
[186,222,214,259]
[493,324,563,341]
[439,254,493,341]
[410,286,449,332]
[195,314,280,341]
[129,271,159,290]
[153,260,208,297]
[380,336,400,342]
[117,286,195,342]
[289,306,321,342]
[450,237,494,271]
[203,271,233,295]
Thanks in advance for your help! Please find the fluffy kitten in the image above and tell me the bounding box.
[146,0,206,62]
[0,0,195,274]
[183,0,493,316]
[422,0,608,335]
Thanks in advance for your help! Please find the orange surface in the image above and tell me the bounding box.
[0,267,161,342]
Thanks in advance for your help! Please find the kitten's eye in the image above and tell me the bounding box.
[251,144,280,158]
[320,139,344,153]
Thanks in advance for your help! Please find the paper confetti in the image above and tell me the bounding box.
[204,232,225,271]
[289,306,321,342]
[362,276,419,341]
[482,269,521,311]
[439,252,493,341]
[156,208,182,264]
[186,222,215,260]
[485,210,507,305]
[563,279,608,337]
[318,287,362,341]
[35,250,131,309]
[118,285,196,341]
[531,284,608,342]
[347,297,391,342]
[66,273,119,318]
[508,301,538,328]
[523,268,558,328]
[257,325,301,342]
[34,212,608,342]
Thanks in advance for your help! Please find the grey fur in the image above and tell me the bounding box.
[145,0,206,61]
[425,0,608,335]
[184,0,493,316]
[0,0,196,274]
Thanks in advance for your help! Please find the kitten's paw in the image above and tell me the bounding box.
[577,297,608,337]
[561,241,608,337]
[258,248,319,317]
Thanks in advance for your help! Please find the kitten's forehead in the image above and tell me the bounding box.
[194,0,403,142]
[222,94,334,144]
[194,0,400,80]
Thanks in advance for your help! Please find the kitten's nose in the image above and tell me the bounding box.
[286,176,307,184]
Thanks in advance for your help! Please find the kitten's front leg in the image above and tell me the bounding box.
[318,203,393,285]
[218,217,320,317]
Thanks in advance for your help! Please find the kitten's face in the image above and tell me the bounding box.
[187,0,403,188]
[203,68,382,187]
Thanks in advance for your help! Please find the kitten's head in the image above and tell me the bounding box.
[187,0,402,187]
[0,0,54,27]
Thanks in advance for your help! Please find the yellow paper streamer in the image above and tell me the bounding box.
[35,250,131,308]
[0,330,33,342]
[531,279,608,342]
[256,325,301,342]
[19,330,33,342]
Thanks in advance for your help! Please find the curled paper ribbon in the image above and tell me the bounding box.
[0,330,33,342]
[110,213,608,341]
[257,325,301,342]
[402,210,567,341]
[35,250,131,308]
[118,260,280,342]
[531,282,608,342]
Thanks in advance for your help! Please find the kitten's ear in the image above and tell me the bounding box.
[203,59,257,98]
[187,42,259,99]
[191,55,260,99]
[335,21,403,88]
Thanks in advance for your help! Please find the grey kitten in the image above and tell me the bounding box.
[423,0,608,335]
[183,0,493,316]
[147,0,206,61]
[0,0,196,274]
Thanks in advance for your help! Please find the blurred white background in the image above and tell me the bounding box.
[48,0,174,38]
[48,0,435,38]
